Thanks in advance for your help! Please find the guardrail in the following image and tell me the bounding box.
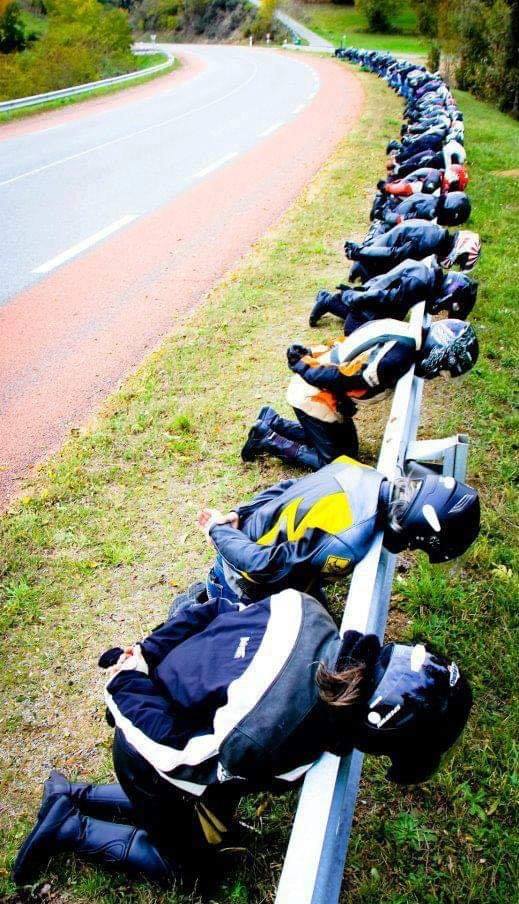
[275,301,470,904]
[0,45,174,114]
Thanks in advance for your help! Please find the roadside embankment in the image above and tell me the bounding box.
[0,64,517,904]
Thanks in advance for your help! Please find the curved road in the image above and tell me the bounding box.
[0,44,363,503]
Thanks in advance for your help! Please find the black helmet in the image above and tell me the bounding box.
[386,139,402,155]
[416,319,479,379]
[353,642,472,783]
[383,474,480,563]
[430,272,478,319]
[437,192,471,226]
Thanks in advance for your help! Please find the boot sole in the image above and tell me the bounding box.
[241,440,260,462]
[241,424,266,462]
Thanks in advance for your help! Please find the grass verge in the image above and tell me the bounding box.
[0,52,177,125]
[282,1,427,55]
[0,64,518,904]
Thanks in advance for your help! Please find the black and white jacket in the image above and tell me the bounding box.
[104,591,348,798]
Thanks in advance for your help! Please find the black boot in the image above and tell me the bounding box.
[241,407,281,462]
[13,795,173,886]
[258,407,306,442]
[41,771,134,821]
[309,290,348,327]
[244,424,321,471]
[241,421,270,462]
[257,406,279,428]
[309,290,332,327]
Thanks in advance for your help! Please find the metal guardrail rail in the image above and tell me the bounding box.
[275,301,470,904]
[0,45,174,114]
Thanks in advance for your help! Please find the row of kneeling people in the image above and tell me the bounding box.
[14,50,482,890]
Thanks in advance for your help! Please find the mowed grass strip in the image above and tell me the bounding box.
[0,68,517,904]
[282,1,427,56]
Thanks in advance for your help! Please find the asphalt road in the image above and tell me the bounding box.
[0,44,319,304]
[0,45,362,503]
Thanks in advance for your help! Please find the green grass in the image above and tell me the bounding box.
[283,1,427,55]
[0,53,178,125]
[0,63,518,903]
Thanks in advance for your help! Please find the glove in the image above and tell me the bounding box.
[99,647,124,669]
[344,241,361,261]
[286,344,310,366]
[99,645,149,676]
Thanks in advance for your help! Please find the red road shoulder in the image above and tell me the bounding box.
[0,52,364,505]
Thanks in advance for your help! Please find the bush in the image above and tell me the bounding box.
[0,0,134,100]
[439,0,518,113]
[356,0,402,34]
[411,0,518,113]
[410,0,439,38]
[130,0,180,32]
[0,2,27,52]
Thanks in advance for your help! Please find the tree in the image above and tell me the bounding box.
[0,0,134,99]
[0,2,27,52]
[427,0,519,113]
[251,0,276,39]
[410,0,439,37]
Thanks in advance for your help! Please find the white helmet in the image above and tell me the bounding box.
[447,122,465,143]
[441,231,481,272]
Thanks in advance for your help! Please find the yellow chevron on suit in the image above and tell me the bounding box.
[257,492,354,547]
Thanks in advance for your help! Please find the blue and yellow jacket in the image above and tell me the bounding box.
[209,459,389,602]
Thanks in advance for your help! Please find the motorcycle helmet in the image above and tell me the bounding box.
[416,319,479,379]
[447,122,465,144]
[431,272,478,319]
[440,230,481,271]
[442,164,469,192]
[353,642,473,783]
[383,475,480,563]
[436,192,471,226]
[386,139,403,155]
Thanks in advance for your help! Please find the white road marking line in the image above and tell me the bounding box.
[29,123,66,137]
[259,121,285,138]
[292,104,305,115]
[194,151,238,178]
[32,214,138,274]
[0,63,259,189]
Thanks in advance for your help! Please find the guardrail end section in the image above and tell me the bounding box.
[405,434,470,482]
